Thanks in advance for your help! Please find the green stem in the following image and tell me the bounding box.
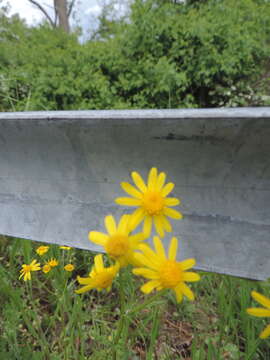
[127,289,167,316]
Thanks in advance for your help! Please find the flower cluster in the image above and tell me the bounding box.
[77,167,200,303]
[19,245,75,281]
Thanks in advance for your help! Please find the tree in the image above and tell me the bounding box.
[27,0,76,32]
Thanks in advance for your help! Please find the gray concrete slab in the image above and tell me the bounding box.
[0,108,269,280]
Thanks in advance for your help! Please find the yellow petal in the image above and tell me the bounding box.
[161,216,172,232]
[138,243,160,267]
[153,236,166,260]
[143,216,152,237]
[132,171,147,193]
[183,272,200,282]
[105,215,117,235]
[163,207,183,219]
[121,182,143,199]
[129,208,145,231]
[147,167,158,189]
[178,283,194,301]
[247,308,270,317]
[154,215,165,238]
[180,258,196,270]
[89,231,108,246]
[77,276,92,285]
[156,172,166,190]
[161,182,174,197]
[260,324,270,339]
[141,280,160,294]
[133,268,159,279]
[168,237,178,260]
[133,252,159,270]
[115,197,141,206]
[251,291,270,309]
[129,233,146,244]
[164,197,180,206]
[118,214,130,233]
[174,288,183,303]
[94,254,104,272]
[76,284,94,294]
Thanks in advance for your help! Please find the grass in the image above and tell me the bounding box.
[0,235,269,359]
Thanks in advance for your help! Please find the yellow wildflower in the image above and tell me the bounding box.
[76,254,119,294]
[64,264,75,272]
[19,260,41,281]
[133,236,200,303]
[42,264,51,274]
[60,246,71,250]
[115,167,182,237]
[247,291,270,339]
[89,214,146,267]
[48,258,58,267]
[36,246,49,256]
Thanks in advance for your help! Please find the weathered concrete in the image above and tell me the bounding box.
[0,108,269,279]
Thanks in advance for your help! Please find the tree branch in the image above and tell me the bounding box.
[67,0,76,18]
[27,0,55,27]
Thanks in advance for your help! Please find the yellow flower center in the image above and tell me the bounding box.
[142,191,164,215]
[24,265,31,273]
[105,235,129,258]
[159,260,183,288]
[94,272,113,289]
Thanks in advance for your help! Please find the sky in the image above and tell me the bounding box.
[4,0,128,38]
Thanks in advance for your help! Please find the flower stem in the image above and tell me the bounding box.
[127,289,167,316]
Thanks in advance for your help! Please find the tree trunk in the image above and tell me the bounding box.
[54,0,69,33]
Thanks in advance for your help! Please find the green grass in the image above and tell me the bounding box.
[0,235,269,359]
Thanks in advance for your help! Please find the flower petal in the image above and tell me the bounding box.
[161,182,174,197]
[156,172,166,190]
[154,215,165,238]
[164,197,180,206]
[163,207,183,220]
[77,276,92,285]
[174,287,183,303]
[180,258,196,271]
[94,254,104,272]
[178,283,195,301]
[105,215,117,235]
[138,243,160,267]
[129,233,146,244]
[153,236,166,260]
[141,280,161,294]
[148,167,158,189]
[76,284,95,294]
[168,237,178,261]
[183,272,200,282]
[143,215,152,237]
[247,308,270,317]
[89,231,108,246]
[115,197,141,206]
[133,268,159,279]
[129,207,145,231]
[251,291,270,309]
[260,324,270,339]
[121,182,143,199]
[132,171,147,192]
[133,252,159,270]
[161,216,172,232]
[118,214,130,233]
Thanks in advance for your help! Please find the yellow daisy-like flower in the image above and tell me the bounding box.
[76,254,119,294]
[19,260,41,281]
[48,258,58,267]
[64,264,75,272]
[42,264,52,274]
[115,167,182,237]
[247,291,270,339]
[132,236,200,303]
[60,246,71,250]
[36,246,49,256]
[89,214,146,267]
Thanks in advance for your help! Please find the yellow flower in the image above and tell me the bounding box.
[132,236,200,303]
[115,167,182,237]
[89,214,146,267]
[19,260,41,281]
[76,254,119,294]
[36,246,49,256]
[48,258,58,267]
[42,264,51,274]
[247,291,270,339]
[64,264,75,272]
[60,246,71,250]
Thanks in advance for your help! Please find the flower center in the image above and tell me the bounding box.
[24,265,31,273]
[105,235,129,258]
[95,272,113,289]
[142,191,164,215]
[159,260,183,288]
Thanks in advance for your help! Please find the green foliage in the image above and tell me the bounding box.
[0,0,270,111]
